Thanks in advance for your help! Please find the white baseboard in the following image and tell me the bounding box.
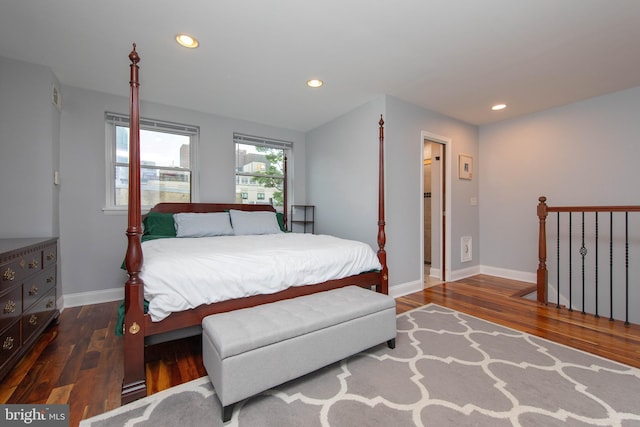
[448,265,482,281]
[389,280,424,299]
[479,265,536,284]
[389,265,534,300]
[62,287,123,308]
[59,266,535,309]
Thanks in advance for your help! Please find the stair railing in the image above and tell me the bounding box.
[537,196,640,325]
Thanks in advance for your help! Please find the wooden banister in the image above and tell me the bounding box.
[536,196,640,311]
[536,197,548,304]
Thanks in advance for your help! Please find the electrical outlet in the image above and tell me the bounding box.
[461,236,472,262]
[52,85,62,110]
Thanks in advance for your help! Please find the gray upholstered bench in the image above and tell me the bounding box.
[202,285,396,422]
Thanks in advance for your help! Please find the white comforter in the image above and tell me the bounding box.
[140,233,382,321]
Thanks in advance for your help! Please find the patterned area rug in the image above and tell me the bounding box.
[81,304,640,426]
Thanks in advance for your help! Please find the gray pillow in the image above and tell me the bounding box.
[229,209,283,235]
[174,212,234,237]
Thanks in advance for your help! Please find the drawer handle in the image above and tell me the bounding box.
[3,336,14,351]
[29,286,39,296]
[29,314,38,326]
[4,300,16,314]
[29,259,39,269]
[46,300,54,309]
[46,252,56,261]
[2,268,15,281]
[46,276,54,283]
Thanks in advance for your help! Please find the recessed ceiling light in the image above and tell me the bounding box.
[307,79,323,88]
[176,34,199,49]
[491,103,507,111]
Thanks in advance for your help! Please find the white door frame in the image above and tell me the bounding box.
[421,130,452,282]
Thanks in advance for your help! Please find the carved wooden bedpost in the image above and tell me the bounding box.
[537,196,548,304]
[377,115,388,294]
[122,44,147,404]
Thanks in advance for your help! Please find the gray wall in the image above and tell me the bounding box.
[58,85,305,301]
[385,96,479,286]
[0,57,60,238]
[306,95,479,293]
[479,86,640,274]
[306,97,385,248]
[479,86,640,323]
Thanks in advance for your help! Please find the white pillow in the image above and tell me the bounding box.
[229,209,283,235]
[174,212,234,237]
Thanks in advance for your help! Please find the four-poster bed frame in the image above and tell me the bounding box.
[121,44,389,403]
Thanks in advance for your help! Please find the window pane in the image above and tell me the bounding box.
[235,177,284,206]
[141,129,190,168]
[116,126,190,168]
[235,142,286,207]
[235,144,284,178]
[115,166,191,206]
[113,123,193,208]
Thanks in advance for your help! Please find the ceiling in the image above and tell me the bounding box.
[1,0,639,132]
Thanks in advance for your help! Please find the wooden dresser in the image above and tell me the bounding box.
[0,237,59,380]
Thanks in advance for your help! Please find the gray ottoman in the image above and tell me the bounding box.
[202,285,396,422]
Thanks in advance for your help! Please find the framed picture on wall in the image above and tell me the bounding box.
[458,154,473,180]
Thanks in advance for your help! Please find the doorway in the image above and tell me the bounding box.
[422,131,450,285]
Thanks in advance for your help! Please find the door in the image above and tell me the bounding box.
[423,138,447,283]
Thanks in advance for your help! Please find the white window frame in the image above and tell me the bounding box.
[104,112,199,213]
[233,133,292,208]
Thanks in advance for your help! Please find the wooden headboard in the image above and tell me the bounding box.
[149,202,276,214]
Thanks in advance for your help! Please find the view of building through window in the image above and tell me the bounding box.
[114,126,192,207]
[235,142,286,210]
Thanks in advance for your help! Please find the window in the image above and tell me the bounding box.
[234,133,291,210]
[105,113,199,210]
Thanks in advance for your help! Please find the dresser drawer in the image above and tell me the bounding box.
[1,248,44,290]
[0,321,21,368]
[0,286,22,331]
[23,266,56,311]
[22,289,56,344]
[0,238,58,381]
[42,244,57,269]
[1,257,28,290]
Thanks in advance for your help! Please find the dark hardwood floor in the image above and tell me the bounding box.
[2,274,639,427]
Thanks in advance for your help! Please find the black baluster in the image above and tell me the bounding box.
[580,212,586,315]
[556,212,561,309]
[609,212,614,321]
[595,212,599,318]
[569,213,573,312]
[625,212,629,325]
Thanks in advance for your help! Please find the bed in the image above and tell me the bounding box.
[121,45,389,403]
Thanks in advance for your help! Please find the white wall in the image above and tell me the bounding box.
[58,85,305,304]
[306,95,479,295]
[0,57,60,238]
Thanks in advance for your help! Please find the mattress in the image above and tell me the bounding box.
[140,233,382,321]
